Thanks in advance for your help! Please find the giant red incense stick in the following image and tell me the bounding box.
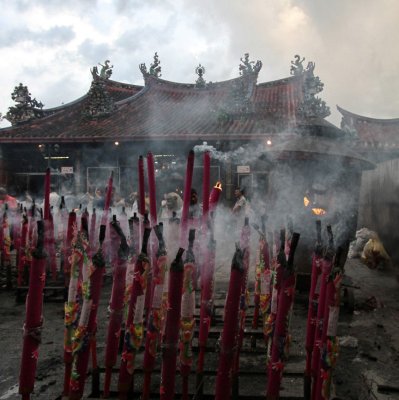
[196,219,216,396]
[160,247,185,400]
[103,219,129,398]
[42,169,54,281]
[17,215,29,286]
[142,224,168,400]
[264,230,285,355]
[138,155,146,217]
[266,232,300,400]
[69,225,106,400]
[12,206,23,274]
[48,212,58,281]
[68,223,107,400]
[138,155,146,256]
[201,151,211,228]
[180,150,195,249]
[101,172,114,264]
[120,215,139,358]
[214,244,245,400]
[118,227,151,399]
[145,151,158,324]
[310,226,334,400]
[131,213,140,256]
[101,172,114,225]
[1,208,12,289]
[123,214,140,317]
[209,182,222,213]
[304,220,323,399]
[63,213,84,397]
[63,212,77,294]
[179,229,196,400]
[89,208,97,255]
[146,152,157,227]
[43,168,51,221]
[252,217,270,330]
[314,244,348,400]
[232,217,251,398]
[19,220,47,400]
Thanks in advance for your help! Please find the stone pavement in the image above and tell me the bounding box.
[334,259,399,400]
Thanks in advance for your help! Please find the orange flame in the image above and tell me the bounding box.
[312,208,326,216]
[214,182,222,191]
[304,196,310,207]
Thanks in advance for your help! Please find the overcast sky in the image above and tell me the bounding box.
[0,0,398,129]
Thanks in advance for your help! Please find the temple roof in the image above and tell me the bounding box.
[0,71,310,143]
[338,106,399,150]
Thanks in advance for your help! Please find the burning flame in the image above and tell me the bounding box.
[312,208,326,216]
[304,196,310,207]
[214,182,222,191]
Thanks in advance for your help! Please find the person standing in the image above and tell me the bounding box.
[232,187,247,218]
[231,187,247,238]
[0,186,18,210]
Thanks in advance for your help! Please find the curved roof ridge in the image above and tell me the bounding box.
[114,84,151,106]
[337,105,399,124]
[102,77,143,91]
[39,93,90,113]
[257,74,301,87]
[144,72,259,91]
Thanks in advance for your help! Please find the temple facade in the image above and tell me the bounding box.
[0,54,342,201]
[4,53,399,258]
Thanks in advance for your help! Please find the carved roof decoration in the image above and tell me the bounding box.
[239,53,262,76]
[5,83,47,126]
[195,64,206,88]
[91,60,114,80]
[81,78,116,119]
[140,52,162,81]
[0,55,339,144]
[290,55,330,119]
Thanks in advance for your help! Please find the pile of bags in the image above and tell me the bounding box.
[348,228,390,269]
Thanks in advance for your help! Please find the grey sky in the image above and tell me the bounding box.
[1,0,398,128]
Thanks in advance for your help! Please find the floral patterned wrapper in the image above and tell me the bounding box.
[142,247,168,400]
[160,247,185,400]
[118,228,151,397]
[68,226,106,400]
[267,232,300,399]
[62,221,83,396]
[19,220,46,398]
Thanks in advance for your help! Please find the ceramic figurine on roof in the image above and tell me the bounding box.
[139,52,162,79]
[195,64,206,88]
[292,55,331,119]
[91,60,113,80]
[5,83,44,125]
[149,52,162,77]
[290,55,305,76]
[99,60,113,79]
[239,53,262,76]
